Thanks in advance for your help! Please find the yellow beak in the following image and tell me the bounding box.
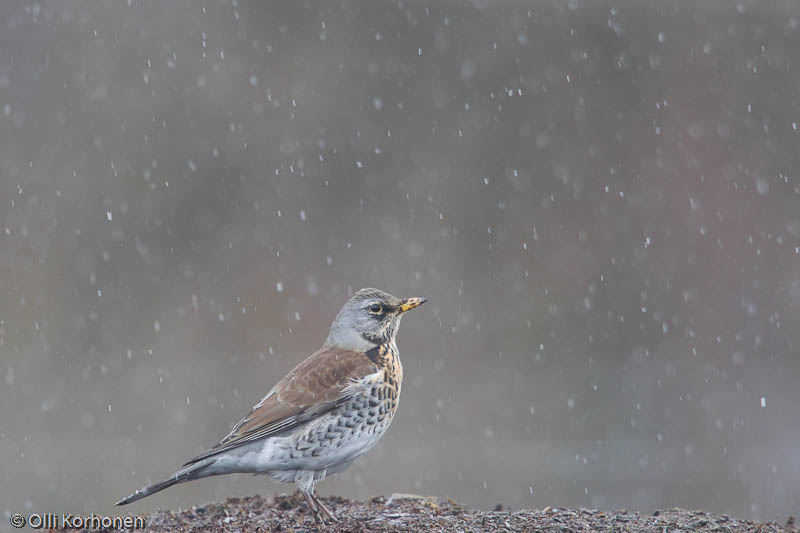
[397,297,427,313]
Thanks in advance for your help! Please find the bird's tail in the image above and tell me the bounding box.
[116,458,215,506]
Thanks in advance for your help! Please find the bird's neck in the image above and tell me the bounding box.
[365,339,400,366]
[324,326,377,353]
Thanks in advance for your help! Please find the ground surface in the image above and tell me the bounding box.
[81,493,798,532]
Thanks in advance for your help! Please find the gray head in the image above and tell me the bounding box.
[324,288,426,350]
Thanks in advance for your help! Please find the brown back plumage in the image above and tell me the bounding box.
[183,347,378,466]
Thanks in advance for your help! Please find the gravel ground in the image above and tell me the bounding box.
[67,493,798,532]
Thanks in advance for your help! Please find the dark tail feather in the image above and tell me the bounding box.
[116,459,214,506]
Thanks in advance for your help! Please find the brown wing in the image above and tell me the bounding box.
[183,346,377,465]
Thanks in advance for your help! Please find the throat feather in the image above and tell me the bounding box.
[365,343,400,370]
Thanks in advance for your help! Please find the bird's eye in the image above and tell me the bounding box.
[368,303,383,314]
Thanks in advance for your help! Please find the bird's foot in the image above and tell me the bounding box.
[301,490,338,525]
[314,496,338,523]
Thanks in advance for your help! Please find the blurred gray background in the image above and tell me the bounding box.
[2,0,799,526]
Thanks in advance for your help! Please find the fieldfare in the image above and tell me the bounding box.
[117,288,426,523]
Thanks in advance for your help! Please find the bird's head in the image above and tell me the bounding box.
[325,288,426,350]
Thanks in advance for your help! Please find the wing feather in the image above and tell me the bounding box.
[183,346,376,465]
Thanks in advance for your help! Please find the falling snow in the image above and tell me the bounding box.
[2,3,797,525]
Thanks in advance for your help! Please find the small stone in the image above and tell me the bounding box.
[385,493,439,509]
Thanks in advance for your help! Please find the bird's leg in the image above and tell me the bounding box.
[295,470,325,523]
[312,490,339,523]
[300,490,323,523]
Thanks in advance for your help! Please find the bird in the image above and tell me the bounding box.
[116,288,426,523]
